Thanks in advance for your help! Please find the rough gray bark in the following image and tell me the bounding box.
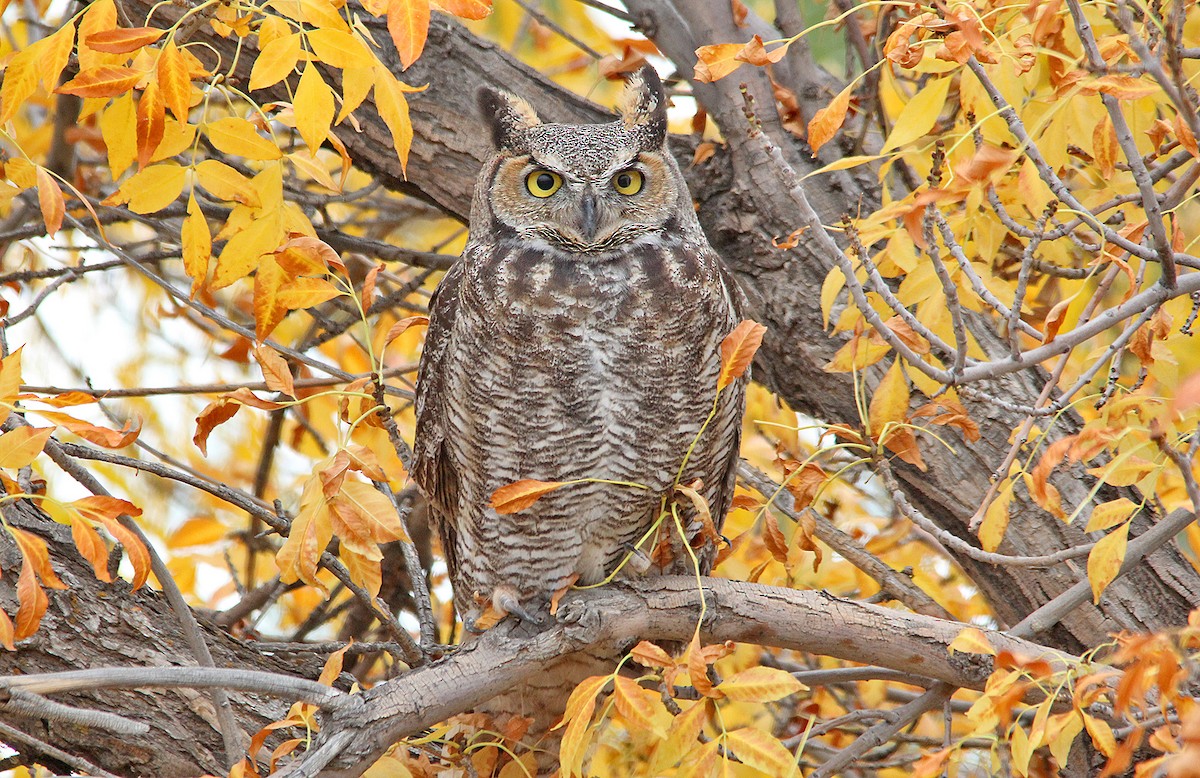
[0,500,322,777]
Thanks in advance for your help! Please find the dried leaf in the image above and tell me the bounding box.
[762,512,789,567]
[693,43,745,83]
[734,34,786,66]
[385,315,429,345]
[85,26,165,53]
[193,398,240,455]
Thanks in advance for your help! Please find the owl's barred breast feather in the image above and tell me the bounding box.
[411,66,749,766]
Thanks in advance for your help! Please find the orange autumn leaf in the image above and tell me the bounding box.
[72,518,113,583]
[0,607,13,650]
[85,26,166,54]
[718,319,767,390]
[35,166,65,238]
[436,0,492,20]
[808,82,853,153]
[387,0,430,70]
[99,515,152,589]
[136,79,166,169]
[193,398,241,456]
[157,41,193,121]
[385,315,429,345]
[14,551,49,639]
[58,65,142,98]
[253,344,296,398]
[8,526,66,589]
[491,479,567,514]
[694,43,744,83]
[38,411,141,448]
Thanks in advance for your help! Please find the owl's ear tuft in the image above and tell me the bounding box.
[478,87,541,151]
[617,66,667,149]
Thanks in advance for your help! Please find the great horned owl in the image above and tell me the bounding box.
[413,68,746,641]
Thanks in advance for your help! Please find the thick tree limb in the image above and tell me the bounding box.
[283,576,1074,777]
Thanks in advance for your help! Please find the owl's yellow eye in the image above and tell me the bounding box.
[526,170,562,198]
[612,169,643,195]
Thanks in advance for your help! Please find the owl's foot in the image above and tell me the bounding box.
[465,585,545,633]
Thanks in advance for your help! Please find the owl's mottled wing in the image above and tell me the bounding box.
[412,260,465,581]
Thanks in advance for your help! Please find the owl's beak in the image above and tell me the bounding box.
[579,190,600,240]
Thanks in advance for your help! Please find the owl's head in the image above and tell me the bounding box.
[473,67,690,256]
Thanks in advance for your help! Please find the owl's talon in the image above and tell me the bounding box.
[620,542,653,575]
[494,586,544,626]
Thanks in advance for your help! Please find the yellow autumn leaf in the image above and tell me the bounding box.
[295,62,335,154]
[212,210,285,289]
[880,76,952,153]
[717,665,806,702]
[649,700,709,775]
[167,517,228,548]
[0,348,23,426]
[0,426,53,469]
[612,676,669,738]
[557,674,610,776]
[1085,497,1138,533]
[250,32,302,91]
[338,480,410,544]
[1,47,41,125]
[978,479,1013,552]
[206,117,283,161]
[113,162,187,214]
[723,728,798,777]
[1083,712,1116,757]
[306,27,376,70]
[195,159,260,206]
[1087,519,1130,603]
[100,92,137,178]
[182,192,211,296]
[374,68,413,173]
[338,66,374,124]
[276,476,334,594]
[868,359,909,437]
[947,626,995,655]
